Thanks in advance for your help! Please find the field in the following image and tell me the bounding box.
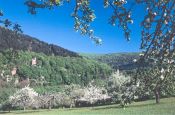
[1,97,175,115]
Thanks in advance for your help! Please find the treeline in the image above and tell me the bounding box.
[81,53,140,70]
[0,27,79,57]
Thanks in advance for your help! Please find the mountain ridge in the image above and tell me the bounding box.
[0,27,80,57]
[80,52,140,70]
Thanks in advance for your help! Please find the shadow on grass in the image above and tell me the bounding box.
[13,110,41,114]
[0,110,42,114]
[91,102,164,111]
[0,111,11,114]
[91,105,121,110]
[128,103,157,108]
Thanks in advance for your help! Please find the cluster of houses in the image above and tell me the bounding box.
[0,57,37,87]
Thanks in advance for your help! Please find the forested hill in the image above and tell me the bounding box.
[0,27,112,90]
[0,27,79,57]
[80,53,140,70]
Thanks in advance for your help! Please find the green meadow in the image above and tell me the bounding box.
[1,97,175,115]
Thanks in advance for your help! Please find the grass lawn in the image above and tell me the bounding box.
[1,97,175,115]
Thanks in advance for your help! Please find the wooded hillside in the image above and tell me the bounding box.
[0,27,79,57]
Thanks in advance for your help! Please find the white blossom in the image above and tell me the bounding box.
[78,83,111,104]
[9,87,38,109]
[153,12,157,16]
[161,68,165,73]
[164,20,168,25]
[160,75,164,80]
[139,53,144,56]
[164,13,167,17]
[133,59,137,62]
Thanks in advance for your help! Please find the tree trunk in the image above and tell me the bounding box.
[49,106,51,110]
[23,106,26,111]
[154,88,160,104]
[8,104,11,113]
[8,108,11,113]
[49,100,52,110]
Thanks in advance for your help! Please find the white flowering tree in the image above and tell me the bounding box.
[9,87,38,110]
[107,70,137,107]
[77,83,111,106]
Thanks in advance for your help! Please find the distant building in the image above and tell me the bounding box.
[32,57,37,66]
[11,67,17,76]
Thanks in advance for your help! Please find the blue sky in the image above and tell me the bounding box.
[0,0,143,53]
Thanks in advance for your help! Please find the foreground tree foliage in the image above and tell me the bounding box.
[23,0,175,49]
[1,0,174,48]
[0,10,22,33]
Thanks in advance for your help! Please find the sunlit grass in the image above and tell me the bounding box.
[1,97,175,115]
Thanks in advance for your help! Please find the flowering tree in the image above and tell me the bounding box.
[9,87,38,110]
[1,0,173,45]
[64,84,84,107]
[135,63,175,103]
[107,70,137,107]
[77,83,111,106]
